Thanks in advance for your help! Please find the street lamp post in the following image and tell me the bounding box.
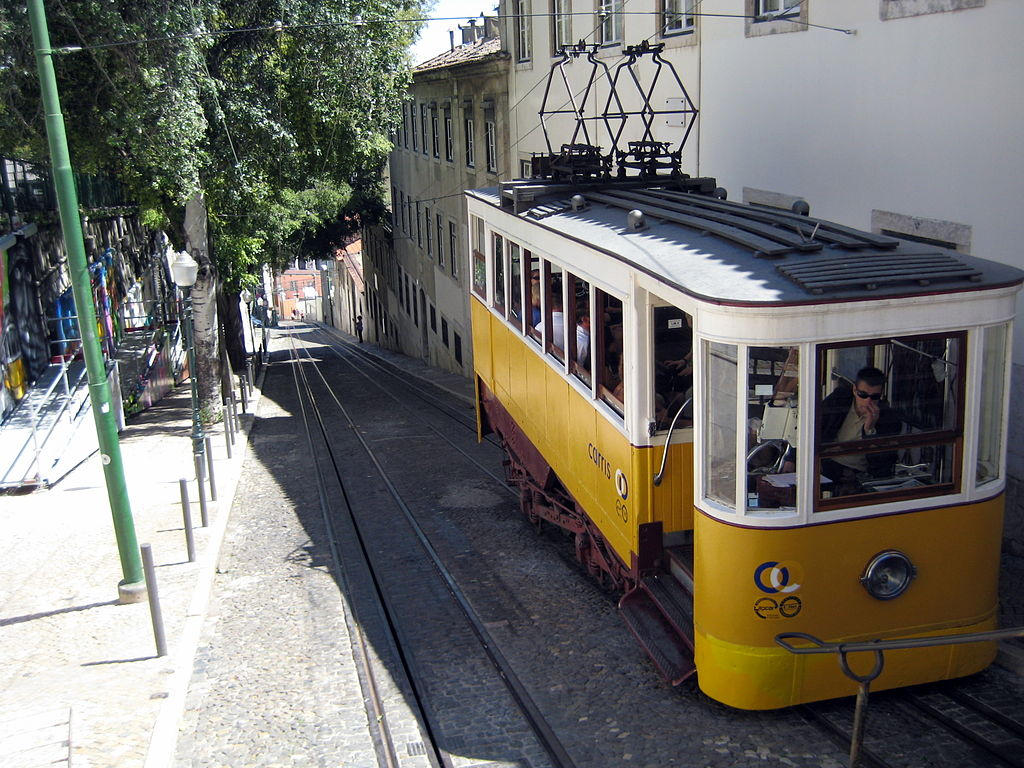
[170,252,205,460]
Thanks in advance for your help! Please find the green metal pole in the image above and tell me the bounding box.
[27,0,145,602]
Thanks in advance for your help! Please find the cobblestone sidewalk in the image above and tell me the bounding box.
[0,381,256,768]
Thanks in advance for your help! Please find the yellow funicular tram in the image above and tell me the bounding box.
[467,41,1023,711]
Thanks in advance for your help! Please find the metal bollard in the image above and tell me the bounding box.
[224,399,236,446]
[140,544,167,657]
[239,374,248,414]
[178,478,196,562]
[193,453,209,527]
[204,436,217,501]
[246,357,255,394]
[229,391,240,435]
[224,419,233,459]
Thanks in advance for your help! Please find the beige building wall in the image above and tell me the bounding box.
[362,29,511,377]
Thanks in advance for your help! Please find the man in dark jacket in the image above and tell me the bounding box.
[819,366,901,485]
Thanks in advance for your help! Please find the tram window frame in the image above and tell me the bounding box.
[595,289,625,418]
[976,323,1009,488]
[651,306,694,434]
[492,233,507,316]
[509,242,525,333]
[566,273,592,387]
[471,216,486,300]
[542,260,566,365]
[812,331,967,513]
[526,251,542,347]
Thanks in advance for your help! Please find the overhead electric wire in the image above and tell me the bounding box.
[51,7,854,53]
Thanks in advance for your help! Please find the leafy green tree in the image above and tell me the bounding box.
[0,0,417,413]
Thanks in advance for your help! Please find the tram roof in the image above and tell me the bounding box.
[467,184,1024,306]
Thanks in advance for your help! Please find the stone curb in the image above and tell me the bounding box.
[142,363,266,768]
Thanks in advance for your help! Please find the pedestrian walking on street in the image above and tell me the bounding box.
[355,315,364,343]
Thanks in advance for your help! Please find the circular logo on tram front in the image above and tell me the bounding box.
[615,469,628,500]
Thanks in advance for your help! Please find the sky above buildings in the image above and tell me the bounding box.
[409,0,498,65]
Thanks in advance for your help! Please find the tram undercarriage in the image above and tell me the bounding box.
[478,379,698,684]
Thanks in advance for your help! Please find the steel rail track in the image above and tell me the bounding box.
[287,335,436,768]
[898,686,1024,768]
[797,705,895,768]
[286,331,578,768]
[304,328,516,496]
[312,324,497,444]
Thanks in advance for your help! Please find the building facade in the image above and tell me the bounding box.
[361,18,511,376]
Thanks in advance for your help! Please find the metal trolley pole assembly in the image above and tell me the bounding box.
[776,627,1024,767]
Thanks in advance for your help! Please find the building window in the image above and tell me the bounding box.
[551,0,571,54]
[515,0,532,61]
[402,105,409,148]
[441,317,450,347]
[425,206,432,257]
[399,191,406,231]
[420,103,428,155]
[465,114,475,167]
[485,111,497,173]
[449,221,458,278]
[430,304,437,332]
[391,185,398,226]
[431,105,439,158]
[661,0,695,36]
[443,106,453,162]
[519,158,532,178]
[454,333,463,365]
[745,0,808,36]
[415,201,422,247]
[597,0,623,46]
[436,214,445,268]
[411,103,418,151]
[413,286,419,326]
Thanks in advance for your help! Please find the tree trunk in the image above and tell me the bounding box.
[183,193,221,422]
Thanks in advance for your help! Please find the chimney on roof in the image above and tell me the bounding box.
[449,29,455,50]
[461,18,476,45]
[483,15,499,40]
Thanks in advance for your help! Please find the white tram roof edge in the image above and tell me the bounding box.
[466,185,1024,307]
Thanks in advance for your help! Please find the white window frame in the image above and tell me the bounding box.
[485,119,497,173]
[515,0,532,62]
[597,0,623,46]
[551,0,571,55]
[755,0,802,17]
[662,0,695,36]
[444,108,453,162]
[465,116,475,168]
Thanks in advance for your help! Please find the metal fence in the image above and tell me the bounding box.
[1,156,130,220]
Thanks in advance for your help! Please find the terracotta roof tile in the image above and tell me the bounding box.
[415,37,504,73]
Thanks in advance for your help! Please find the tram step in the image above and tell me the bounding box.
[641,573,695,648]
[619,583,696,686]
[664,544,694,594]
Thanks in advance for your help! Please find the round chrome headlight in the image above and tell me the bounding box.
[861,550,916,600]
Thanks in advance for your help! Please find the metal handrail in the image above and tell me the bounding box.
[653,397,691,487]
[776,627,1024,768]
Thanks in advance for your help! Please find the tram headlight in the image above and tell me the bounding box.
[860,550,916,600]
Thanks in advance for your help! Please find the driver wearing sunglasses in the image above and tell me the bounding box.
[819,366,901,485]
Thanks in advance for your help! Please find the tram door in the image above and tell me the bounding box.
[649,302,695,536]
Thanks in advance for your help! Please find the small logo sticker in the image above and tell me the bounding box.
[754,560,804,594]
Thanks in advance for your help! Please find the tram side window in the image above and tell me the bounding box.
[746,346,799,512]
[652,306,693,432]
[526,251,542,345]
[492,234,506,316]
[471,216,486,299]
[976,324,1008,486]
[540,261,565,364]
[566,273,592,386]
[596,290,625,417]
[705,341,738,508]
[509,242,524,332]
[814,332,965,510]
